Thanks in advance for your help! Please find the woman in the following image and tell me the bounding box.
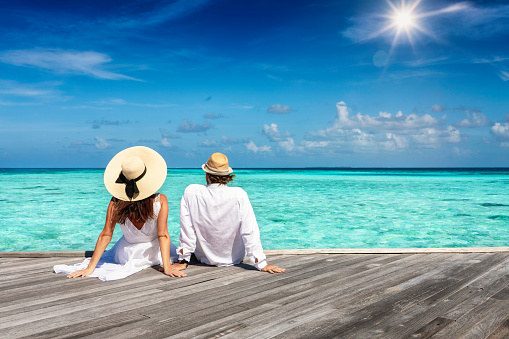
[54,146,186,280]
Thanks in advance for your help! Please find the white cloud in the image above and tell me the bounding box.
[500,71,509,82]
[491,123,509,139]
[91,119,130,129]
[160,129,181,139]
[262,123,291,141]
[383,133,409,151]
[334,101,439,131]
[307,101,460,153]
[177,119,212,133]
[278,138,295,152]
[95,137,112,149]
[302,140,329,148]
[473,56,509,64]
[0,49,139,80]
[94,98,177,107]
[262,123,298,152]
[160,138,172,148]
[245,141,271,153]
[0,80,69,104]
[267,104,291,114]
[204,113,222,119]
[198,139,219,147]
[221,136,247,145]
[431,104,446,112]
[0,82,54,97]
[458,4,509,38]
[454,112,492,128]
[412,126,460,148]
[230,104,254,109]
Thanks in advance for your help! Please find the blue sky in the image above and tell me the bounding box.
[1,0,508,168]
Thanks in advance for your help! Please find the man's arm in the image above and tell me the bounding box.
[239,193,285,273]
[174,192,197,270]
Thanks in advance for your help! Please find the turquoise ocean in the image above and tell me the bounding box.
[1,168,508,252]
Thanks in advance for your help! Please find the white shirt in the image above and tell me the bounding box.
[177,183,267,270]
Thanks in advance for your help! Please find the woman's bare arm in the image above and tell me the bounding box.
[67,199,116,278]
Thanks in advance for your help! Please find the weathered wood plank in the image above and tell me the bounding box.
[161,255,446,338]
[411,317,455,338]
[270,253,508,339]
[2,256,305,337]
[19,311,150,339]
[380,259,509,338]
[488,318,509,339]
[442,271,509,321]
[432,297,508,338]
[364,254,509,338]
[86,254,409,338]
[2,252,509,339]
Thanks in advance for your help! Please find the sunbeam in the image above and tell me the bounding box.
[378,0,468,51]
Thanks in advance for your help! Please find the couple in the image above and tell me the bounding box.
[54,146,284,281]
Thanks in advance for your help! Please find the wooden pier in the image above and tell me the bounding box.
[1,249,509,338]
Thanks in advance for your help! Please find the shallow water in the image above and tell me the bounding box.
[1,168,508,251]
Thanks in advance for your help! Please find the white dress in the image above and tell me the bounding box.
[54,195,178,281]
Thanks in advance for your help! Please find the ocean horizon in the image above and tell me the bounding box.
[0,166,509,171]
[2,168,508,252]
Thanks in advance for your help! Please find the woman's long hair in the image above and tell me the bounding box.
[112,194,156,225]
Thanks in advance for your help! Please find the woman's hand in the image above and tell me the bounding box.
[159,266,187,277]
[67,268,94,278]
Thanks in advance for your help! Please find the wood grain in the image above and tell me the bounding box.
[1,252,509,338]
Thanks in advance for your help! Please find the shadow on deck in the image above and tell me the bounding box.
[1,250,509,338]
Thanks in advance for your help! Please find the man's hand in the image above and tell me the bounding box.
[159,266,187,277]
[261,264,285,274]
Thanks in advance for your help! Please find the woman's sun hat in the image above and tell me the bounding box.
[104,146,167,202]
[202,152,233,176]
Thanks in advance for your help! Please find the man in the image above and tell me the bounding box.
[173,153,285,274]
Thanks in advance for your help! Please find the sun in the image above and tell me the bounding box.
[386,0,423,46]
[368,0,469,50]
[393,10,416,30]
[366,0,469,63]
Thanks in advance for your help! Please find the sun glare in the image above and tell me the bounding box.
[385,0,423,46]
[378,0,467,50]
[394,10,415,30]
[366,1,468,64]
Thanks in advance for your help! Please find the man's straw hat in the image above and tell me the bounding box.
[104,146,167,201]
[202,152,233,176]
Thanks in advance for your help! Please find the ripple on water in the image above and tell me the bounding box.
[488,215,509,220]
[2,168,509,251]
